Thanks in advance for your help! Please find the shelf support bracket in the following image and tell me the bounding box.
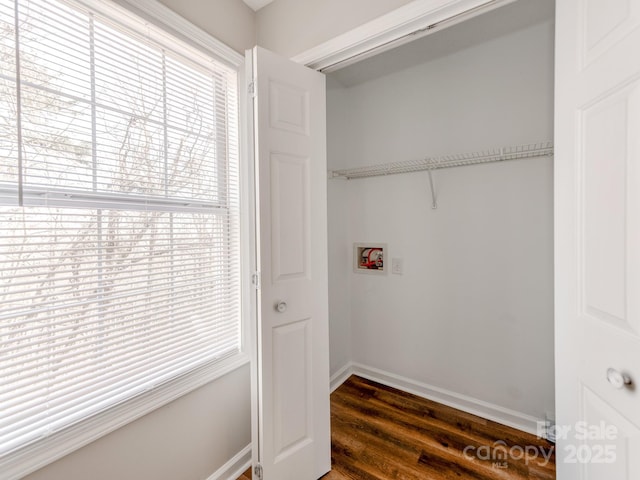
[427,163,437,209]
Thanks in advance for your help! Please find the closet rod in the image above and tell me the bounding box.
[329,142,554,180]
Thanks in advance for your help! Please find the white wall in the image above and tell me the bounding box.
[157,0,256,53]
[21,2,555,478]
[25,2,254,479]
[256,0,414,58]
[24,364,251,480]
[326,13,555,421]
[326,77,354,374]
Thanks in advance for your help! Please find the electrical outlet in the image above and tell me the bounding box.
[392,258,403,275]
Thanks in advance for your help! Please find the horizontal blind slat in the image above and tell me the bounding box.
[0,0,241,459]
[0,276,241,346]
[0,321,241,413]
[0,343,240,449]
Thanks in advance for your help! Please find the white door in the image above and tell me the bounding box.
[555,0,640,478]
[247,46,331,480]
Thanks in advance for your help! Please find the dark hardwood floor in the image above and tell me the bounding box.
[239,375,556,479]
[237,467,252,480]
[325,375,555,479]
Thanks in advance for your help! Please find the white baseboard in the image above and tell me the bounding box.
[330,362,354,392]
[208,363,542,480]
[206,444,251,480]
[332,362,543,436]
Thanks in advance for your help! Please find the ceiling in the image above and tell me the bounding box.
[242,0,273,11]
[328,0,555,87]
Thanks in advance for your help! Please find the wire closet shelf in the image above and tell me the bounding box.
[328,142,554,180]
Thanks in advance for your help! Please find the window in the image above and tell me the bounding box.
[0,0,242,473]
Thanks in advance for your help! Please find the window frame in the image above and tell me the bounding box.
[1,1,252,478]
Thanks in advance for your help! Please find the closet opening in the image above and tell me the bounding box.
[325,0,555,439]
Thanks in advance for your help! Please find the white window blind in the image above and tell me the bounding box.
[0,0,241,463]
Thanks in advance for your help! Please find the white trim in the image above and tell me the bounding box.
[291,0,517,72]
[244,46,262,480]
[331,363,543,436]
[237,52,254,407]
[206,444,252,480]
[109,0,243,67]
[330,363,354,393]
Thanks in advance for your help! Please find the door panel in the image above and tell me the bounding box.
[272,318,313,461]
[581,386,640,479]
[269,81,310,135]
[556,0,640,478]
[582,0,639,66]
[270,153,310,281]
[248,46,330,480]
[582,84,635,330]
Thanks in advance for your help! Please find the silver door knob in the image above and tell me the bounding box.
[275,301,287,313]
[606,368,632,389]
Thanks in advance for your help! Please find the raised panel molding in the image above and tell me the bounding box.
[580,80,640,335]
[581,386,640,479]
[269,80,310,136]
[272,319,313,462]
[582,0,639,67]
[270,153,310,282]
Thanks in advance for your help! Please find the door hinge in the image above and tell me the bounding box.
[254,463,263,480]
[251,271,261,290]
[248,81,256,98]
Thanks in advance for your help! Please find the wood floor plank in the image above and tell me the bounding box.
[331,399,521,480]
[238,375,556,480]
[237,467,252,479]
[342,376,552,450]
[328,376,555,480]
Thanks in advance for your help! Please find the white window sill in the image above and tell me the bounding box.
[1,351,250,480]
